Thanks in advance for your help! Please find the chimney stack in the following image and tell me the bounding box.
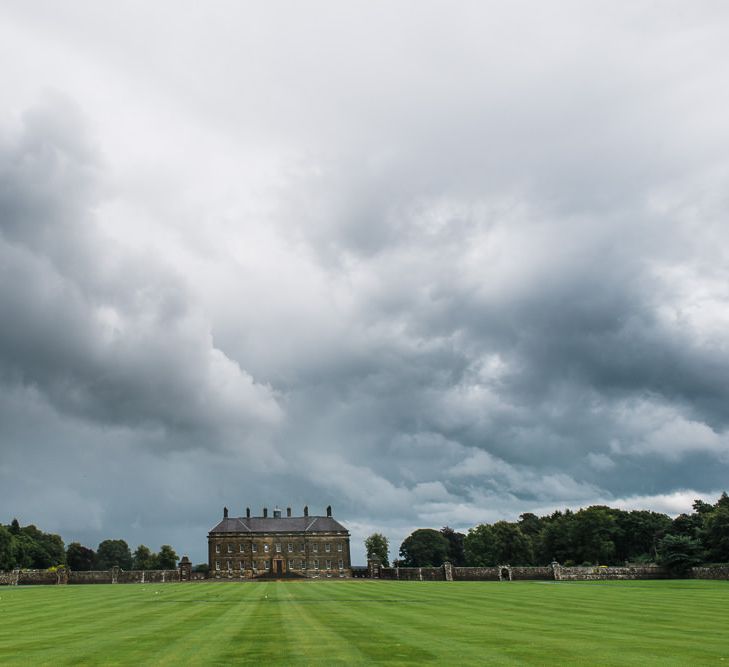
[263,507,268,518]
[246,507,250,519]
[287,507,292,517]
[224,506,229,519]
[304,505,309,517]
[326,505,332,517]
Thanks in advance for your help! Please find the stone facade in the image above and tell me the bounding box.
[208,505,352,578]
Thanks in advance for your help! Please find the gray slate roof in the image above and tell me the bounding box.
[209,516,349,535]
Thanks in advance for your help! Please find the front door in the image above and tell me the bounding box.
[275,560,283,576]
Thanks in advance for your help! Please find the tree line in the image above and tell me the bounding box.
[366,492,729,575]
[0,519,178,571]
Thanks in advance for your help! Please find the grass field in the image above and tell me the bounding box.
[0,579,727,665]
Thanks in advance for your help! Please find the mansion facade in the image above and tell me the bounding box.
[208,505,351,578]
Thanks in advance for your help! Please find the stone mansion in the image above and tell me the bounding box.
[208,505,352,578]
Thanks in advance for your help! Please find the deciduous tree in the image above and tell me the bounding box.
[132,544,155,570]
[399,529,449,567]
[157,545,178,569]
[657,535,704,574]
[96,539,132,570]
[440,527,466,566]
[66,542,96,571]
[364,533,390,566]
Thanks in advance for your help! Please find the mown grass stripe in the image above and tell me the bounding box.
[1,580,728,665]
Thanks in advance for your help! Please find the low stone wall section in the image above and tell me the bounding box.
[511,566,554,580]
[117,569,180,584]
[67,571,112,584]
[453,567,500,581]
[0,569,63,585]
[0,568,182,585]
[690,566,729,580]
[378,566,446,581]
[553,564,669,580]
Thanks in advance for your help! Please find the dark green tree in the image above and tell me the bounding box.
[539,511,574,564]
[95,539,132,570]
[157,545,178,570]
[518,513,543,538]
[671,512,703,539]
[464,524,496,566]
[132,544,155,570]
[0,525,13,570]
[702,505,729,563]
[66,542,96,571]
[440,527,466,566]
[399,529,449,567]
[10,532,33,568]
[657,534,704,574]
[613,510,671,562]
[364,533,390,566]
[571,506,618,564]
[693,499,714,515]
[490,521,534,565]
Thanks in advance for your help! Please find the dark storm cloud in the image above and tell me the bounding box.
[0,98,281,444]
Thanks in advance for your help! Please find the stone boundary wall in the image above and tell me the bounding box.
[378,566,446,581]
[553,564,669,580]
[368,561,729,582]
[453,567,500,581]
[1,567,181,586]
[118,569,180,584]
[511,566,554,580]
[67,569,181,584]
[4,563,729,585]
[690,566,729,580]
[0,569,61,585]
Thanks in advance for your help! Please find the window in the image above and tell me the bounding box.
[339,560,344,570]
[275,543,281,553]
[301,560,306,570]
[326,560,331,570]
[287,543,293,553]
[337,543,343,552]
[240,561,244,570]
[215,544,221,554]
[215,561,220,570]
[265,560,270,570]
[264,544,270,553]
[252,543,257,553]
[314,559,319,570]
[325,543,331,553]
[227,544,233,554]
[313,544,318,553]
[288,559,294,570]
[227,560,231,571]
[299,543,305,552]
[240,544,244,552]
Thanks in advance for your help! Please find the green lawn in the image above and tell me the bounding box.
[0,579,727,665]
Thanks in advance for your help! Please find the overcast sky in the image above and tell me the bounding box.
[1,2,729,565]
